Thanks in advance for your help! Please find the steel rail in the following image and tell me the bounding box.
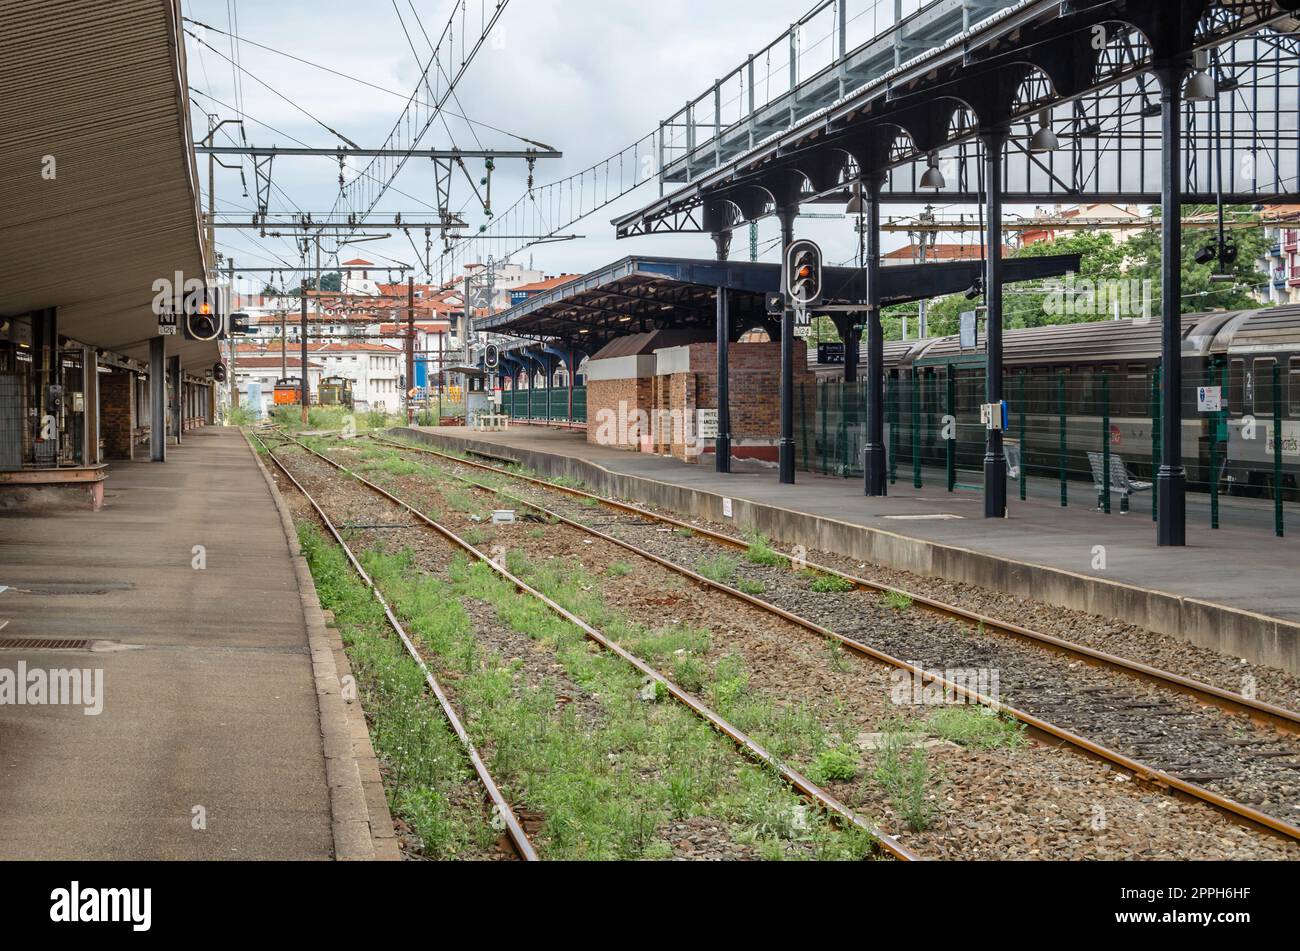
[369,435,1300,734]
[360,433,1300,844]
[278,429,918,861]
[248,430,540,862]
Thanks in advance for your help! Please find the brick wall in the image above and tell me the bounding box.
[100,371,135,461]
[586,377,654,448]
[686,340,814,460]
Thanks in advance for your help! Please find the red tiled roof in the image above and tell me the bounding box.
[341,258,373,267]
[882,243,1014,261]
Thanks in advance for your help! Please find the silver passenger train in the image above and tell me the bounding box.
[810,304,1300,497]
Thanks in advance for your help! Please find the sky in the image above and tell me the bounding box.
[183,0,942,294]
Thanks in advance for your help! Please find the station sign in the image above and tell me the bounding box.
[817,342,846,365]
[697,408,719,439]
[793,309,813,339]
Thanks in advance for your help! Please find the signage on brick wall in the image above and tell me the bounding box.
[697,408,718,439]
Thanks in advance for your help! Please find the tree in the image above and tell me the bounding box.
[317,271,342,293]
[1122,205,1268,314]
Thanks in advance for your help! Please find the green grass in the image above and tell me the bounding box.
[807,573,855,594]
[298,525,489,857]
[744,533,788,567]
[883,591,914,612]
[925,707,1026,749]
[697,553,740,584]
[226,405,258,427]
[496,551,880,860]
[673,527,695,538]
[809,746,860,784]
[548,475,586,490]
[873,726,936,832]
[605,561,633,578]
[735,578,765,596]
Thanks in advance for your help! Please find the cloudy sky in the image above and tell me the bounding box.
[183,0,929,292]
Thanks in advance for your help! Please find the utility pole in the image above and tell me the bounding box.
[228,257,238,409]
[206,114,216,264]
[300,278,309,426]
[407,276,416,424]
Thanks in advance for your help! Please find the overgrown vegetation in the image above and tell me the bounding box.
[806,572,855,594]
[883,591,914,612]
[298,525,489,857]
[925,707,1026,750]
[873,726,935,832]
[697,553,740,584]
[744,533,788,567]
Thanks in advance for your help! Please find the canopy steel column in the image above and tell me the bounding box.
[149,336,166,463]
[863,173,886,497]
[169,355,183,445]
[713,229,732,473]
[778,206,798,485]
[1157,61,1188,547]
[982,128,1008,519]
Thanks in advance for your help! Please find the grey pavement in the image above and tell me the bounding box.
[0,428,334,860]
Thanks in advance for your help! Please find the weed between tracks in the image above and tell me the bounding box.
[299,525,494,859]
[298,495,877,860]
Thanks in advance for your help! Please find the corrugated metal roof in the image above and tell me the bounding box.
[0,0,214,370]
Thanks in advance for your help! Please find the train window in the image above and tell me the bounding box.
[1291,359,1300,417]
[1229,360,1244,413]
[1254,359,1277,415]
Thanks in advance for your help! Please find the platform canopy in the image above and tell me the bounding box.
[474,253,1079,348]
[0,0,216,371]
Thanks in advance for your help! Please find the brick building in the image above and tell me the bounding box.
[585,329,812,463]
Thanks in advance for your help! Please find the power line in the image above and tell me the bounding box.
[181,15,549,149]
[186,28,361,149]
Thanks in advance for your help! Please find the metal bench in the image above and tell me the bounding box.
[472,413,510,433]
[1087,451,1152,513]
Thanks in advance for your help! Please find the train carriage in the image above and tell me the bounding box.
[810,304,1300,499]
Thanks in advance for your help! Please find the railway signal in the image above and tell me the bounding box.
[784,240,823,308]
[182,286,226,341]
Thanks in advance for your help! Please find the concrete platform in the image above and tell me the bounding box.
[0,428,388,860]
[397,426,1300,675]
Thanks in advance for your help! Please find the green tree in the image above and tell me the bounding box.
[1122,205,1267,314]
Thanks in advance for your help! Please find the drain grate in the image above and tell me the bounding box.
[0,638,91,651]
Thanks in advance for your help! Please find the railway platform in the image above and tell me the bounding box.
[0,428,394,860]
[397,425,1300,675]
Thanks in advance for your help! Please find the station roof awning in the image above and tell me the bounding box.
[475,253,1080,348]
[0,0,216,371]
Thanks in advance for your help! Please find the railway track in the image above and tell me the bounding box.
[355,431,1300,844]
[261,428,919,862]
[251,430,540,862]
